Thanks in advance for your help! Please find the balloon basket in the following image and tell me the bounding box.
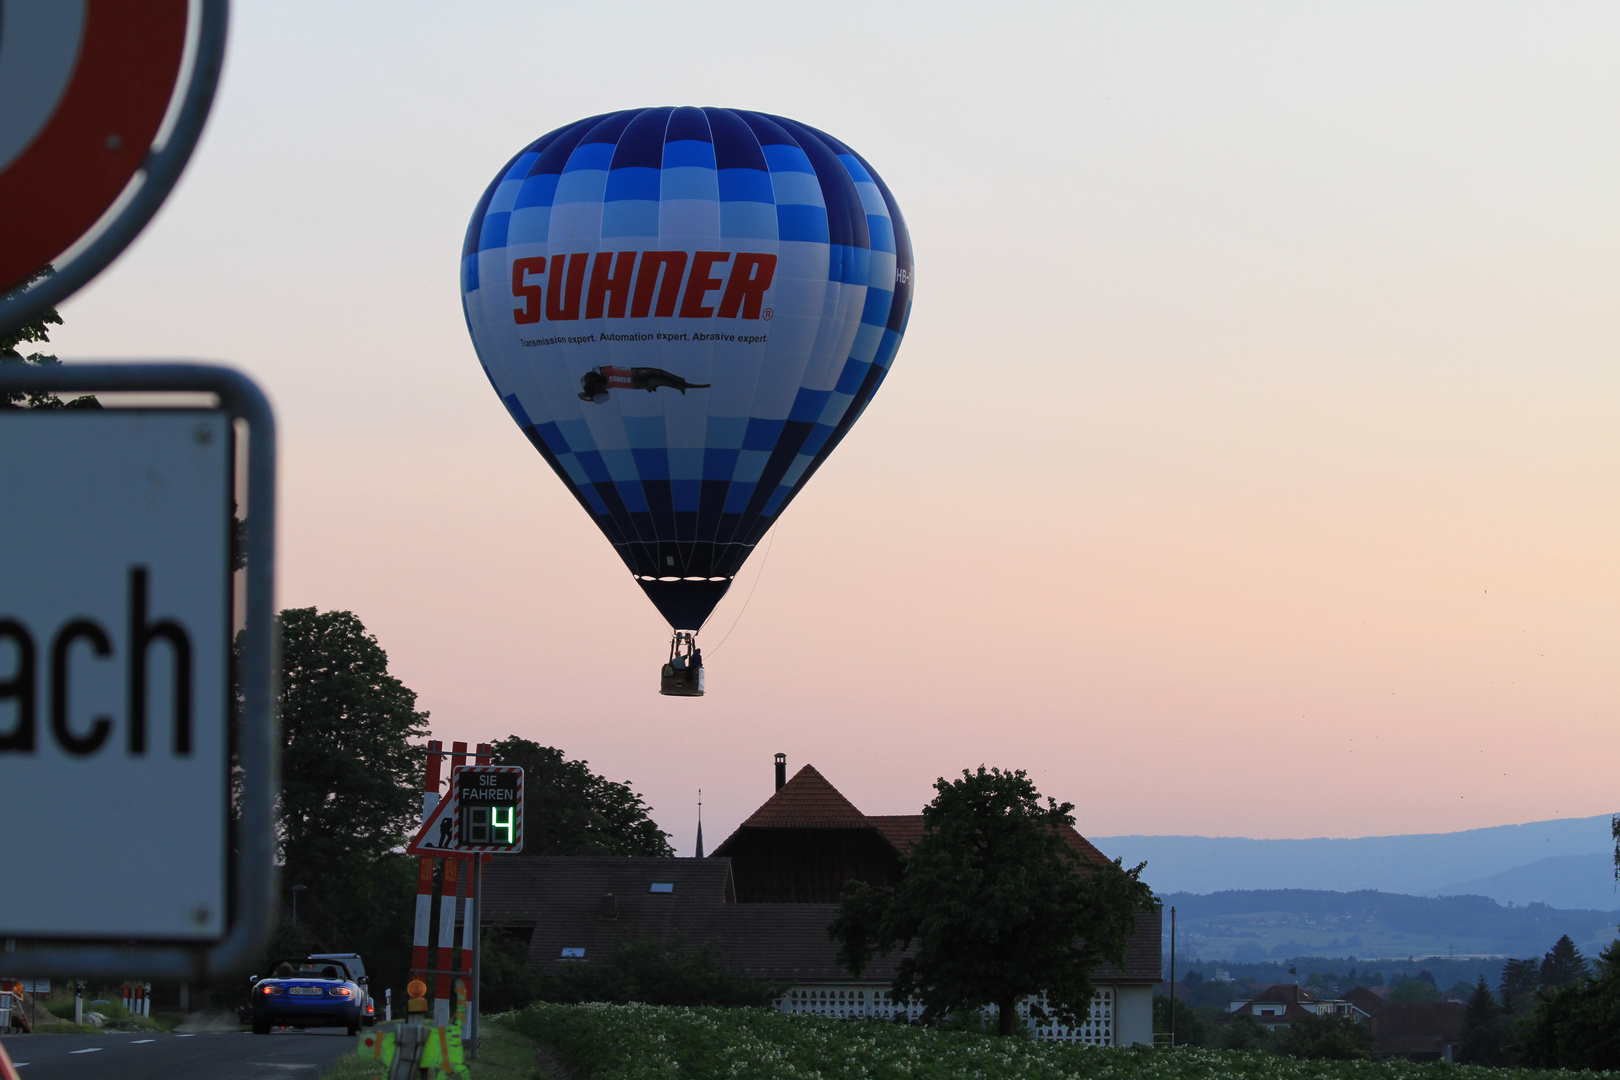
[660,632,705,697]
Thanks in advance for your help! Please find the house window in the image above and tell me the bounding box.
[560,947,586,959]
[649,882,675,894]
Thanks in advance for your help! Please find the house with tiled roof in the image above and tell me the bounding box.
[1216,983,1462,1061]
[482,756,1161,1044]
[1217,983,1358,1032]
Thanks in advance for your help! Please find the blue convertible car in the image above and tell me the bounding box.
[248,959,365,1034]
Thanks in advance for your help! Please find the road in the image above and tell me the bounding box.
[2,1027,354,1079]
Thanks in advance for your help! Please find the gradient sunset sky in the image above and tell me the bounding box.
[50,2,1620,860]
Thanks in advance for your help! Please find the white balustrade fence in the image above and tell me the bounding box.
[774,986,1115,1044]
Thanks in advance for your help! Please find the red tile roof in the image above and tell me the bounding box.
[739,765,871,828]
[732,768,1115,869]
[1344,985,1388,1017]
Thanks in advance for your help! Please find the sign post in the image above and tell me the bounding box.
[406,763,522,1057]
[455,764,521,1056]
[0,362,276,979]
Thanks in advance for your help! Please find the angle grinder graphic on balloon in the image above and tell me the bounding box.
[461,107,913,695]
[578,365,709,403]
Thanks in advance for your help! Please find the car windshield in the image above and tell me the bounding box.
[267,961,348,980]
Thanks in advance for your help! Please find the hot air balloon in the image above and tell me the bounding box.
[460,108,913,695]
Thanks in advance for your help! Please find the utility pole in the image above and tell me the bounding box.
[1169,905,1176,1048]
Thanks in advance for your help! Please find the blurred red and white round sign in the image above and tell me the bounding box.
[0,0,188,294]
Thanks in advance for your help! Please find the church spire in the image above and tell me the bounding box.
[695,789,704,858]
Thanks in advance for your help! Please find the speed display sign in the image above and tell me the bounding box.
[455,766,523,852]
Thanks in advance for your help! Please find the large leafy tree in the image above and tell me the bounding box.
[274,608,429,987]
[487,737,671,857]
[830,766,1154,1036]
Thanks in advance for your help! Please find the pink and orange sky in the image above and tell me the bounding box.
[50,2,1620,856]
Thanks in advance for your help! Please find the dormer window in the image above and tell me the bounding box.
[560,947,585,959]
[649,882,674,894]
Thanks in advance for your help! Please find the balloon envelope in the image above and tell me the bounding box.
[461,108,913,630]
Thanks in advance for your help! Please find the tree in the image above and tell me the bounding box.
[1539,935,1591,990]
[1460,974,1518,1066]
[1519,939,1620,1069]
[273,608,430,993]
[1274,1012,1375,1060]
[830,766,1155,1036]
[1,268,99,409]
[1153,993,1208,1046]
[487,737,671,857]
[1388,977,1442,1003]
[1500,956,1540,1013]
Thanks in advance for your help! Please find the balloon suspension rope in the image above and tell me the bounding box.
[703,525,778,656]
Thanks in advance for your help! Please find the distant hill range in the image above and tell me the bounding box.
[1094,813,1618,909]
[1159,888,1620,963]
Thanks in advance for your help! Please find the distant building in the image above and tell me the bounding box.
[1347,988,1465,1062]
[482,758,1161,1044]
[1217,983,1358,1032]
[1218,983,1464,1061]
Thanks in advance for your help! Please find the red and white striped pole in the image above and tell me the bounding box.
[432,741,468,1026]
[410,739,443,993]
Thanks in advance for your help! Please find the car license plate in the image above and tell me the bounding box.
[289,987,322,996]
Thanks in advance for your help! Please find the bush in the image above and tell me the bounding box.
[508,1002,1620,1080]
[1218,1012,1272,1051]
[1274,1012,1374,1060]
[483,935,788,1013]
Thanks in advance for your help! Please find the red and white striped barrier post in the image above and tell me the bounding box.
[432,741,468,1026]
[457,744,490,988]
[411,740,444,992]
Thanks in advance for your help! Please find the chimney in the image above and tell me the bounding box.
[774,753,786,791]
[599,892,617,920]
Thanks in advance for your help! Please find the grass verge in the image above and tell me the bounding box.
[508,1002,1620,1080]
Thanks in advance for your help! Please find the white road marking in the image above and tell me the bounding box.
[69,1047,102,1053]
[175,1033,195,1037]
[133,1038,155,1043]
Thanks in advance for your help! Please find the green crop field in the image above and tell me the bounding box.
[505,1003,1619,1080]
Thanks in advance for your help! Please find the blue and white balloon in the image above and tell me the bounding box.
[461,108,913,632]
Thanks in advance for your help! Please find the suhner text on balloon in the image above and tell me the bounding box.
[511,250,778,325]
